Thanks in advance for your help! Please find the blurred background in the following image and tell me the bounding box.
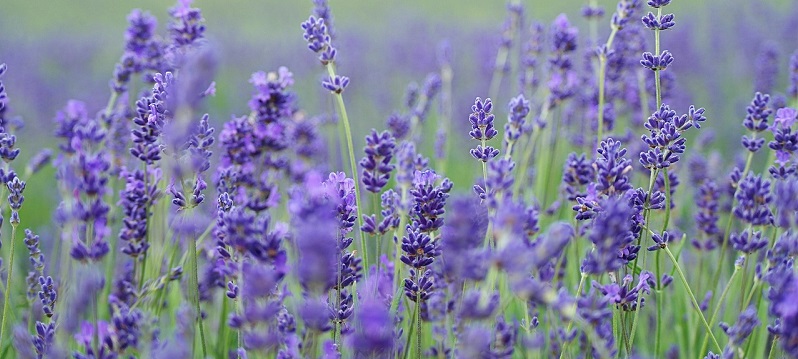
[1,0,797,229]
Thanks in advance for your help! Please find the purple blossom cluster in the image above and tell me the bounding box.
[3,0,798,358]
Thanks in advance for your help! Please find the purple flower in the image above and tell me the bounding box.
[552,14,578,52]
[774,107,797,129]
[647,231,672,251]
[168,0,206,48]
[348,276,395,357]
[387,113,410,140]
[562,153,595,202]
[468,97,499,161]
[248,67,296,125]
[312,0,335,40]
[581,5,605,19]
[409,170,451,233]
[733,173,773,226]
[719,307,759,351]
[641,12,674,31]
[611,0,641,30]
[360,130,396,193]
[692,180,721,250]
[301,15,336,64]
[503,95,530,152]
[400,225,440,269]
[593,271,653,312]
[477,158,515,207]
[754,43,779,95]
[548,15,578,105]
[403,268,434,303]
[646,0,671,8]
[640,50,674,71]
[25,149,52,176]
[578,290,616,358]
[742,93,772,152]
[639,104,701,169]
[789,51,798,100]
[582,197,637,274]
[595,138,633,196]
[730,230,767,254]
[774,179,798,228]
[322,75,350,94]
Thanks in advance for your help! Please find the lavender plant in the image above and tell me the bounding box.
[1,0,798,358]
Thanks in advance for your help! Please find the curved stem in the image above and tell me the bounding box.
[558,272,588,359]
[710,147,755,304]
[324,63,367,270]
[0,224,18,351]
[700,259,743,356]
[187,233,207,357]
[664,247,722,353]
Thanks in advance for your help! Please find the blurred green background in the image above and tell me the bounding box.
[1,0,797,231]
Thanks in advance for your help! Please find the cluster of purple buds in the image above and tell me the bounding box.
[593,271,653,312]
[639,104,706,170]
[409,170,452,233]
[301,15,336,64]
[640,50,673,71]
[691,180,721,250]
[249,67,296,127]
[119,169,158,258]
[468,97,499,162]
[733,173,773,227]
[479,158,515,208]
[362,189,401,235]
[719,307,759,355]
[641,9,674,31]
[581,5,605,20]
[595,138,633,197]
[768,107,798,178]
[167,0,206,48]
[131,72,171,164]
[0,63,8,126]
[360,130,396,193]
[503,94,531,157]
[170,114,214,210]
[611,0,641,30]
[562,153,595,202]
[7,175,24,225]
[24,229,44,300]
[789,51,798,100]
[742,92,772,152]
[548,15,578,105]
[577,291,616,358]
[582,197,638,274]
[111,10,158,93]
[519,22,544,93]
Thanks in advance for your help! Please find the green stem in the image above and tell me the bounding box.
[0,224,18,351]
[513,102,550,197]
[558,272,588,359]
[766,335,778,359]
[324,63,367,270]
[627,169,658,354]
[187,233,207,358]
[710,146,754,305]
[664,247,722,353]
[402,303,418,359]
[700,258,743,357]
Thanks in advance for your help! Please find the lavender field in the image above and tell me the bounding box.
[1,0,798,358]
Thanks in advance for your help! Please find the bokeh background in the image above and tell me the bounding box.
[1,0,797,230]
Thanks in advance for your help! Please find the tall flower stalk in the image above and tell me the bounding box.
[301,14,368,269]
